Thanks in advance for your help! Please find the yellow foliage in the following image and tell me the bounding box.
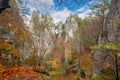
[49,71,57,76]
[103,43,120,50]
[110,19,120,24]
[45,60,59,69]
[90,45,99,50]
[80,52,94,71]
[0,41,22,58]
[91,43,120,51]
[118,53,120,57]
[65,45,73,60]
[25,54,38,66]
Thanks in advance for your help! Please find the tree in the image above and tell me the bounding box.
[74,16,90,52]
[0,41,22,66]
[91,0,111,45]
[91,0,110,26]
[104,43,120,80]
[91,0,120,79]
[91,43,120,80]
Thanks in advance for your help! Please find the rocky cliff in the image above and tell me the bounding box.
[26,10,78,62]
[106,0,120,43]
[93,0,120,77]
[0,0,34,59]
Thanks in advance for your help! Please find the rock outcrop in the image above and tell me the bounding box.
[106,0,120,43]
[24,10,79,62]
[0,0,10,14]
[0,0,34,59]
[93,0,120,77]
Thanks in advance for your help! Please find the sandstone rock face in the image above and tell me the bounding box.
[28,10,55,58]
[27,11,78,61]
[0,0,34,59]
[64,15,78,61]
[64,15,78,41]
[0,0,79,63]
[106,0,120,43]
[93,0,120,77]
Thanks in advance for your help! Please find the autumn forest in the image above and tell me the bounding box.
[0,0,120,80]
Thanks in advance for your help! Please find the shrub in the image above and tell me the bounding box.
[0,41,22,66]
[92,75,102,80]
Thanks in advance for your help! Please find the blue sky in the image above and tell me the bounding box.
[22,0,97,23]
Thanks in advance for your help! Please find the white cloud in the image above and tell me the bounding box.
[78,9,92,19]
[88,0,98,5]
[23,0,95,23]
[29,0,54,10]
[76,3,92,19]
[77,7,86,13]
[51,7,92,23]
[50,8,72,23]
[77,4,89,13]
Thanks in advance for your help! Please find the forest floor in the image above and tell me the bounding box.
[0,52,94,80]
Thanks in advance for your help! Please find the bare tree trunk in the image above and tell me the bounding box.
[65,63,79,75]
[115,52,119,80]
